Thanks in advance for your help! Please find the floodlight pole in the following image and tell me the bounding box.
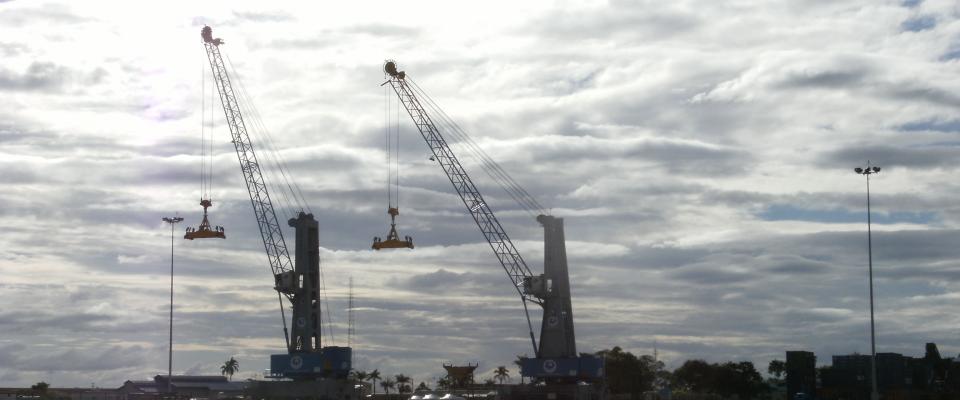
[161,216,183,394]
[854,163,880,400]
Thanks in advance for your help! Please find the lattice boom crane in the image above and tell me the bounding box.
[382,61,602,381]
[200,26,349,380]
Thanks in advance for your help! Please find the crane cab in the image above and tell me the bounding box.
[371,208,414,250]
[184,199,226,240]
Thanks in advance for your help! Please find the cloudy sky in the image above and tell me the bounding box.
[2,0,960,389]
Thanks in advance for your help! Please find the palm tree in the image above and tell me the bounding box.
[220,357,240,381]
[416,382,431,392]
[437,376,452,390]
[494,366,510,385]
[395,374,411,393]
[367,369,381,395]
[514,355,527,384]
[380,378,396,394]
[352,370,368,391]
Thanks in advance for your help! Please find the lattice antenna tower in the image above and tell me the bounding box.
[348,276,355,350]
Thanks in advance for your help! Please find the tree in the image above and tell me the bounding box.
[672,359,767,400]
[367,369,381,395]
[352,370,368,383]
[380,378,395,394]
[671,359,714,393]
[513,354,527,384]
[395,374,412,393]
[31,382,49,394]
[220,357,240,381]
[717,361,766,399]
[416,381,431,392]
[768,359,786,380]
[494,366,510,385]
[437,376,452,390]
[596,346,664,395]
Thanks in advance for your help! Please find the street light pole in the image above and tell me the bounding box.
[161,216,183,394]
[854,163,881,400]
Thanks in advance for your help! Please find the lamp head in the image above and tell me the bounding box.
[872,167,881,173]
[854,168,863,174]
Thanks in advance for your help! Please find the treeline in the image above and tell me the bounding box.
[597,346,770,400]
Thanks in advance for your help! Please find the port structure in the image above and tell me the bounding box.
[200,26,349,380]
[382,61,603,384]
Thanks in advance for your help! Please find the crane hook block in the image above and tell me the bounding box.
[371,207,414,250]
[184,199,226,240]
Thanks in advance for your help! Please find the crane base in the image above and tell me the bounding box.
[520,355,604,380]
[269,347,352,380]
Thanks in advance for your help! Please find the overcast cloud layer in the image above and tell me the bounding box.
[2,0,960,389]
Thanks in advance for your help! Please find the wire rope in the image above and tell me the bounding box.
[407,77,546,216]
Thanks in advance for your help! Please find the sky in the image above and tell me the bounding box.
[1,0,960,389]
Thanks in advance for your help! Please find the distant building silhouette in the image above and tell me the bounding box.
[786,351,816,399]
[791,342,960,400]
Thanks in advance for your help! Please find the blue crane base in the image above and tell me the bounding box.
[270,346,352,380]
[520,355,604,380]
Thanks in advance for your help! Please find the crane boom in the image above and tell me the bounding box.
[383,68,537,302]
[201,28,295,291]
[382,63,544,354]
[199,29,352,380]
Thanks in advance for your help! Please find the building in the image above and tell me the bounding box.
[152,376,246,399]
[811,343,960,400]
[786,351,816,399]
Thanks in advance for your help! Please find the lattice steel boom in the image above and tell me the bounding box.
[382,61,548,355]
[201,28,294,290]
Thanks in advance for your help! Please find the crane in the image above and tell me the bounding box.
[381,61,603,383]
[200,26,349,380]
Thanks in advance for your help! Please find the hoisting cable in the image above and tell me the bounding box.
[213,55,297,347]
[406,79,542,353]
[226,56,311,216]
[407,78,547,216]
[416,85,545,216]
[371,70,414,250]
[225,55,336,342]
[407,77,545,215]
[186,53,227,241]
[201,60,207,201]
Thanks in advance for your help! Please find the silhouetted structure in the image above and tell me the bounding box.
[443,364,478,388]
[787,351,816,399]
[794,343,960,400]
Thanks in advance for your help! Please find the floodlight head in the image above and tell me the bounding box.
[854,168,864,173]
[384,60,399,77]
[872,167,881,173]
[162,217,184,224]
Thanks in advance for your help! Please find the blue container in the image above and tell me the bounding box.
[270,346,352,379]
[520,355,604,379]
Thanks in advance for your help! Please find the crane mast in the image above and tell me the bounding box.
[200,26,349,380]
[383,62,601,384]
